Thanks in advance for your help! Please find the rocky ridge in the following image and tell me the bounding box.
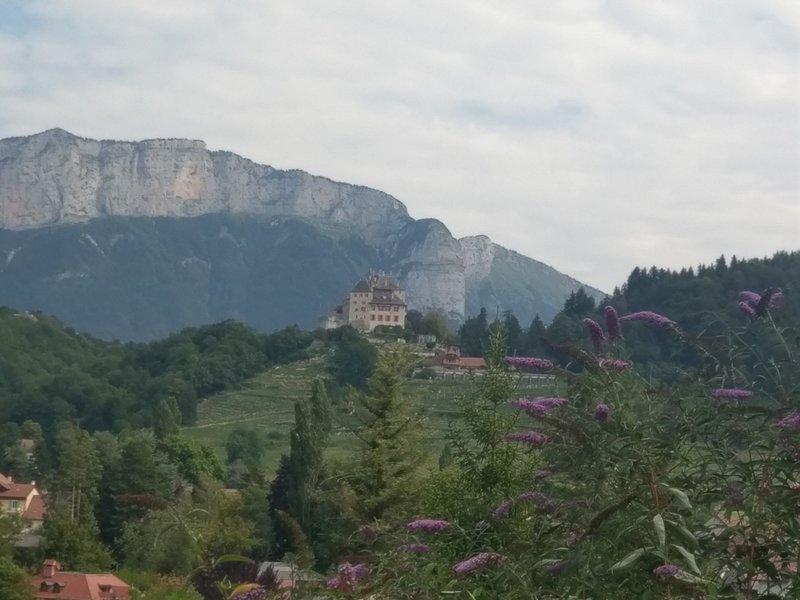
[0,129,604,339]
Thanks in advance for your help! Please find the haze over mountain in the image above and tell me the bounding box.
[0,129,603,340]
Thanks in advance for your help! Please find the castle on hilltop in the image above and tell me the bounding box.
[321,272,408,332]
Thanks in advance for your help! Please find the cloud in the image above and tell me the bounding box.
[0,0,797,291]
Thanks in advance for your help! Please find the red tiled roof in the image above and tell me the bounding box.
[0,482,35,500]
[23,494,46,521]
[33,571,130,600]
[459,357,486,369]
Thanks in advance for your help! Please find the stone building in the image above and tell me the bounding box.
[323,272,407,332]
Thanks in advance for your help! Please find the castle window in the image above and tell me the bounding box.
[378,315,383,321]
[394,316,399,322]
[371,315,375,320]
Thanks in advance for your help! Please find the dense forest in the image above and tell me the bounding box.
[458,251,799,376]
[0,312,313,433]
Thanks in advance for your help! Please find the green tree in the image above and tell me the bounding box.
[40,513,113,572]
[159,435,224,484]
[459,307,489,356]
[270,379,333,565]
[153,397,181,440]
[525,314,547,356]
[420,311,451,342]
[502,310,524,355]
[343,347,424,521]
[50,423,100,524]
[0,556,33,600]
[224,429,265,475]
[330,326,377,389]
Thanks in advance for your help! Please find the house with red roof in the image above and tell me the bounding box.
[0,472,46,541]
[440,346,486,371]
[32,560,131,600]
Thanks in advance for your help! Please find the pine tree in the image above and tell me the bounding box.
[346,347,424,521]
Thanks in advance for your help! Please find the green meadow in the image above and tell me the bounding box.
[182,355,558,475]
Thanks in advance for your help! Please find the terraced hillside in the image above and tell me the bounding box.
[182,355,558,475]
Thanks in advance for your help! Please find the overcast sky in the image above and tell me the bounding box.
[1,0,798,291]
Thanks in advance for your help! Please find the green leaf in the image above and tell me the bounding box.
[673,523,699,550]
[666,486,692,510]
[671,544,700,575]
[653,514,666,548]
[610,548,646,571]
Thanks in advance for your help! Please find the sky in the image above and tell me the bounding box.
[1,0,798,292]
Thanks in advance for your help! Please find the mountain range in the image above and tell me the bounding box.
[0,129,604,340]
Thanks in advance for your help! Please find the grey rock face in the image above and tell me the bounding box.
[0,129,410,244]
[0,129,604,336]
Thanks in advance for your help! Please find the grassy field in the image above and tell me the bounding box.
[182,355,558,476]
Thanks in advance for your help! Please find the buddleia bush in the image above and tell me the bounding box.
[316,289,798,600]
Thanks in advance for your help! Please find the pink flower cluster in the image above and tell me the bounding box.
[620,311,676,330]
[653,564,681,579]
[504,356,554,371]
[453,552,505,576]
[229,586,267,600]
[512,397,568,416]
[326,562,369,591]
[712,388,754,400]
[739,289,785,316]
[776,413,800,431]
[593,403,610,423]
[583,318,606,352]
[605,306,623,340]
[407,519,451,532]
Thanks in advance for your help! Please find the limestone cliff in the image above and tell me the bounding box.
[0,129,410,243]
[0,129,604,339]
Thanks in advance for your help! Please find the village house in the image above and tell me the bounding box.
[32,560,131,600]
[436,346,486,372]
[0,472,46,546]
[322,272,408,332]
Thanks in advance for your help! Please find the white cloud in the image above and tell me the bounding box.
[0,0,797,291]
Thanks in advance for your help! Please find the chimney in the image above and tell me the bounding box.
[42,560,60,578]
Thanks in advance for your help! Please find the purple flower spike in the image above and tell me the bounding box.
[583,318,606,352]
[712,388,754,400]
[738,291,762,306]
[597,358,631,370]
[398,543,431,554]
[620,311,676,330]
[653,564,681,579]
[593,403,610,423]
[604,306,623,340]
[453,552,505,576]
[491,500,513,520]
[512,397,568,417]
[776,413,800,431]
[407,519,451,532]
[768,291,785,309]
[738,301,756,317]
[230,586,267,600]
[327,562,369,591]
[505,356,555,371]
[505,432,546,447]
